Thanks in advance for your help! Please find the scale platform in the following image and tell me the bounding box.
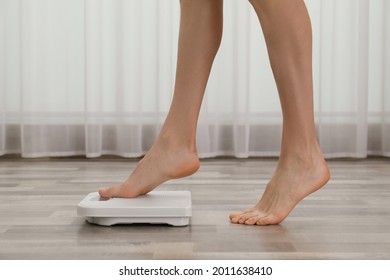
[77,191,191,227]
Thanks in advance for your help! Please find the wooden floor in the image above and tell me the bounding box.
[0,156,389,260]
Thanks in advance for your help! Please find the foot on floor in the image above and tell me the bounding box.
[229,152,330,226]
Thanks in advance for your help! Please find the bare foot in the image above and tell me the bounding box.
[229,152,330,226]
[98,137,200,198]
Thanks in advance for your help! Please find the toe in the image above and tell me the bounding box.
[245,216,260,225]
[256,215,272,226]
[99,185,120,198]
[229,213,237,219]
[230,214,241,224]
[98,188,109,198]
[256,214,282,226]
[229,212,241,220]
[237,212,259,224]
[229,208,254,221]
[231,212,250,224]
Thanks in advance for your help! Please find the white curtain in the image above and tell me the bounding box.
[0,0,389,158]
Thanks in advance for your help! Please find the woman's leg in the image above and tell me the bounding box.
[230,0,330,225]
[99,0,224,198]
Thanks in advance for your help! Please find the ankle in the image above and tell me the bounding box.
[158,129,198,154]
[279,144,325,168]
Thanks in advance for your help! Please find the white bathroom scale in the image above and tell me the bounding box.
[77,191,191,227]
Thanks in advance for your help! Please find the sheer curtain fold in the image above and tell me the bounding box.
[316,0,371,157]
[0,0,389,158]
[382,0,390,156]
